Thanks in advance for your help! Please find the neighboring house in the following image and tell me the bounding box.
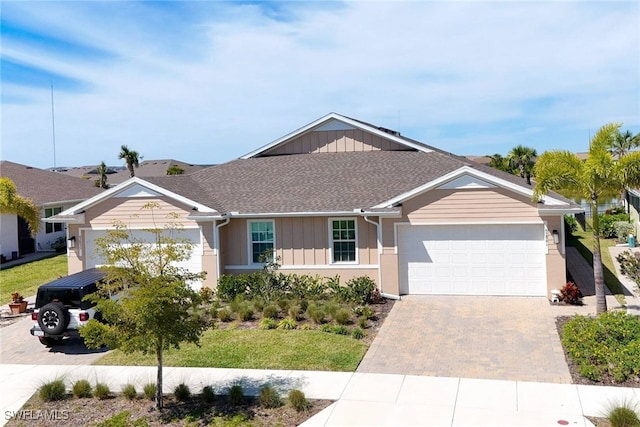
[53,159,206,186]
[53,113,582,298]
[0,161,104,259]
[628,189,640,238]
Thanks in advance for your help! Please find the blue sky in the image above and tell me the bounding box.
[1,1,639,169]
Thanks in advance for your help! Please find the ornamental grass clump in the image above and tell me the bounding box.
[258,385,282,409]
[72,379,92,398]
[174,383,191,402]
[228,384,244,406]
[39,379,66,402]
[201,385,215,403]
[143,383,157,401]
[122,384,137,400]
[288,389,311,412]
[94,382,110,400]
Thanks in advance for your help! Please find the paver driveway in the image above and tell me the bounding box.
[357,296,572,383]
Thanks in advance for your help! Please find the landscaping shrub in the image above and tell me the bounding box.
[94,383,110,400]
[201,385,216,403]
[289,304,303,320]
[218,308,233,322]
[357,316,368,329]
[199,286,215,304]
[334,308,352,325]
[122,384,137,400]
[564,214,579,234]
[606,206,627,215]
[352,327,366,340]
[319,324,333,333]
[308,306,326,325]
[217,274,247,301]
[174,383,191,401]
[276,298,290,312]
[323,302,340,318]
[229,295,244,313]
[238,303,254,321]
[345,276,377,305]
[252,298,265,312]
[259,318,278,330]
[263,304,279,319]
[72,379,93,398]
[353,305,375,320]
[599,213,630,238]
[143,383,157,401]
[258,385,282,409]
[288,389,310,412]
[332,325,349,335]
[608,404,640,427]
[278,317,297,330]
[561,312,640,382]
[617,250,640,291]
[615,221,634,244]
[559,281,583,305]
[39,379,66,401]
[228,384,244,406]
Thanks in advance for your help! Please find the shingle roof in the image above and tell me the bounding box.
[0,161,103,205]
[146,150,569,214]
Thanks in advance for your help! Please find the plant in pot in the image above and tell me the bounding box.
[9,292,28,314]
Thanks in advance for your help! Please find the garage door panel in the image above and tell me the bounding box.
[399,224,547,296]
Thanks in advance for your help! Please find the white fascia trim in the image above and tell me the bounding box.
[187,215,225,221]
[225,264,380,270]
[240,112,431,159]
[44,213,85,223]
[40,199,87,208]
[58,177,218,216]
[79,225,202,232]
[538,207,584,215]
[372,166,569,209]
[229,210,400,218]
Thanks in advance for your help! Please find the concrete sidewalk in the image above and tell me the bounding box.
[1,364,639,427]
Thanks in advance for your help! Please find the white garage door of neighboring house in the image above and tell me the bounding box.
[398,224,547,296]
[84,228,204,289]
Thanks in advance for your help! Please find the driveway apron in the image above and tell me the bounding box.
[357,296,572,384]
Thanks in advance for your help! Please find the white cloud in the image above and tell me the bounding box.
[1,1,638,169]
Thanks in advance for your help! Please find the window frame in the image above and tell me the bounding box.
[247,220,276,265]
[329,217,358,264]
[44,206,63,234]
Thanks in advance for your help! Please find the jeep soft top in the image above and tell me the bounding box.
[34,268,106,310]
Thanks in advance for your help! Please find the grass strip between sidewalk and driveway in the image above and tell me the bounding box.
[94,329,368,371]
[566,228,626,305]
[0,254,67,304]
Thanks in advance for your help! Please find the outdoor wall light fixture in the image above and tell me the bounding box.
[67,236,76,249]
[552,230,559,244]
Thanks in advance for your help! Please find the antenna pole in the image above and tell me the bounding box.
[51,83,57,168]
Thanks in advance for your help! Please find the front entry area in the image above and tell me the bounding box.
[398,224,547,296]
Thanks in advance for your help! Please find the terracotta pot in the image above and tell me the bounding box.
[9,300,28,314]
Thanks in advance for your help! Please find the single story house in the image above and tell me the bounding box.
[0,161,104,260]
[52,113,582,298]
[628,189,640,238]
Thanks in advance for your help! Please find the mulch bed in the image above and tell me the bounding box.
[6,393,334,426]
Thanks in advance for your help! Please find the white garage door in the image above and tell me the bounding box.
[84,228,204,290]
[398,224,547,296]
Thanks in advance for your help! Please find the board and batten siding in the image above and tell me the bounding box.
[262,130,411,156]
[221,216,378,268]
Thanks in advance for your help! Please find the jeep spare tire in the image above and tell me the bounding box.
[38,302,69,335]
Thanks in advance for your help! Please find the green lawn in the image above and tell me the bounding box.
[94,329,368,371]
[0,254,67,303]
[566,228,626,305]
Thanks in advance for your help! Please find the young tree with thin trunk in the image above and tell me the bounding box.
[0,177,39,235]
[81,203,208,409]
[507,145,537,185]
[533,123,640,314]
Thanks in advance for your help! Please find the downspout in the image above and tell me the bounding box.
[215,216,231,281]
[363,215,400,300]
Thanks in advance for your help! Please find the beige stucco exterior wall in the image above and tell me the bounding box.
[66,196,218,288]
[379,187,565,298]
[219,216,379,284]
[263,129,410,156]
[542,215,567,295]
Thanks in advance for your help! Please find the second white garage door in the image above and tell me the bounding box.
[398,224,547,296]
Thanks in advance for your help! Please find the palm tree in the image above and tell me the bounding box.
[533,123,640,314]
[0,177,39,235]
[488,153,511,173]
[118,145,141,178]
[96,161,109,189]
[609,130,639,160]
[507,145,537,185]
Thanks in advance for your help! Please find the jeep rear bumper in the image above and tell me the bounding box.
[30,326,81,339]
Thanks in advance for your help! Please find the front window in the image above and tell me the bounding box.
[44,207,63,234]
[331,219,357,262]
[249,221,274,264]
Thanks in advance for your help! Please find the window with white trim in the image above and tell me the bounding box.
[44,207,63,233]
[249,221,274,263]
[331,219,357,262]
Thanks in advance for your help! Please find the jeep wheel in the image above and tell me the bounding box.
[38,336,62,347]
[37,302,69,336]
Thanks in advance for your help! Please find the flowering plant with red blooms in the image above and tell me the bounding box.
[560,281,583,305]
